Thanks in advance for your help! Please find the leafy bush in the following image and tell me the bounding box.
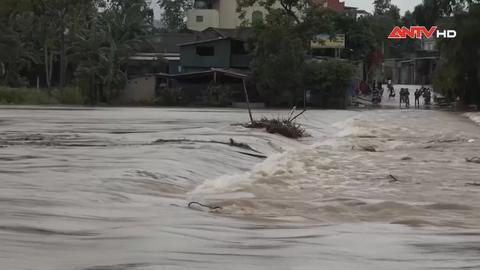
[0,86,84,105]
[154,87,186,106]
[51,88,85,105]
[304,60,356,109]
[206,83,232,106]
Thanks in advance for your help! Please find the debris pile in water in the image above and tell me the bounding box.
[244,118,305,139]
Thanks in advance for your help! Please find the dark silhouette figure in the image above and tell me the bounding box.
[414,89,422,108]
[423,88,432,105]
[400,88,410,108]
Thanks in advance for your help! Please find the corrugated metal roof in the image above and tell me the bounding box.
[179,37,231,47]
[156,68,249,79]
[129,56,160,61]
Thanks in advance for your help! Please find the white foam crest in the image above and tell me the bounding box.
[191,149,313,198]
[332,117,361,137]
[190,113,361,200]
[465,112,480,126]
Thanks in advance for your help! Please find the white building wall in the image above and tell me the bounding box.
[187,0,282,30]
[120,76,156,103]
[186,9,220,31]
[218,0,238,29]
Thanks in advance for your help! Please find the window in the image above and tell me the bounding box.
[196,16,204,22]
[251,11,263,24]
[196,46,214,56]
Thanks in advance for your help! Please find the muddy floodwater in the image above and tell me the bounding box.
[1,105,480,270]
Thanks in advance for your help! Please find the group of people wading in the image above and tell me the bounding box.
[415,86,432,108]
[398,86,432,108]
[357,79,433,108]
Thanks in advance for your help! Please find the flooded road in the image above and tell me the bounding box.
[1,106,479,270]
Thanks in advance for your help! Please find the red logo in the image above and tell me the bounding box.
[388,26,456,39]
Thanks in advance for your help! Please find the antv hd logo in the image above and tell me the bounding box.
[388,26,457,39]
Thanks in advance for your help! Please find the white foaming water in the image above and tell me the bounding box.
[191,152,309,199]
[193,110,480,227]
[465,112,480,126]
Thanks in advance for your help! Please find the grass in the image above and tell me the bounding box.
[0,86,84,105]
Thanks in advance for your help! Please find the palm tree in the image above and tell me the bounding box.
[73,0,153,104]
[0,12,39,86]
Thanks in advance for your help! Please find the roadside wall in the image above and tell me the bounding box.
[119,75,156,104]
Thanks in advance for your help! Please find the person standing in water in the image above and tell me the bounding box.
[414,89,422,108]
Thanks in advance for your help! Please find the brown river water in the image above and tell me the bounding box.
[0,104,479,270]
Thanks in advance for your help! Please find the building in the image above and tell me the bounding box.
[186,0,269,31]
[153,28,254,105]
[344,6,370,19]
[179,27,252,72]
[179,37,250,73]
[154,68,257,106]
[384,37,439,85]
[314,0,345,11]
[186,0,346,31]
[119,27,254,104]
[127,32,201,78]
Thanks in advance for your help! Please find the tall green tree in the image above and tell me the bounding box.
[250,10,307,106]
[0,12,38,86]
[438,0,480,14]
[412,0,441,27]
[74,0,153,104]
[408,0,480,105]
[237,0,313,24]
[31,0,100,88]
[0,1,38,86]
[373,0,392,15]
[157,0,192,32]
[434,3,480,106]
[331,13,375,61]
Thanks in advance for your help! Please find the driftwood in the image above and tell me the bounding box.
[241,83,307,139]
[288,106,307,123]
[361,146,377,152]
[389,174,400,182]
[243,118,305,138]
[352,145,377,152]
[153,138,262,153]
[466,183,480,187]
[234,151,267,159]
[466,157,480,164]
[188,202,221,211]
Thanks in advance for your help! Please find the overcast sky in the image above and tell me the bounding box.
[344,0,422,14]
[150,0,424,19]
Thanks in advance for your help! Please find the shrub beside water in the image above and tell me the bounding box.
[245,117,305,139]
[304,60,356,109]
[0,87,84,105]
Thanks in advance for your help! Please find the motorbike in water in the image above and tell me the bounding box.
[399,88,410,108]
[372,88,383,105]
[387,84,396,100]
[423,89,432,106]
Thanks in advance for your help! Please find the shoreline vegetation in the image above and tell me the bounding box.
[0,86,84,105]
[2,1,478,110]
